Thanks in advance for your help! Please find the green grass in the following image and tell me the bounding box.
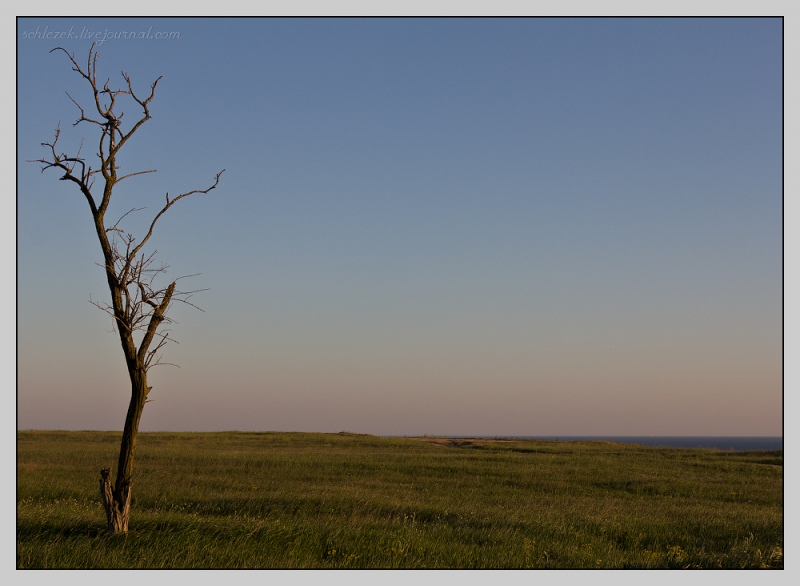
[17,431,783,568]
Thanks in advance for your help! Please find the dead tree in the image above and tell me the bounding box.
[31,44,223,534]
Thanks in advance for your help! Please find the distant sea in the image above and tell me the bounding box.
[445,437,783,451]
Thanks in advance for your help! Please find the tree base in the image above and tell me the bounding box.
[100,468,131,534]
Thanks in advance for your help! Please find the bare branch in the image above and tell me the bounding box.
[29,126,99,215]
[129,170,225,261]
[64,91,105,127]
[108,207,147,232]
[170,287,209,313]
[117,169,157,183]
[137,281,175,364]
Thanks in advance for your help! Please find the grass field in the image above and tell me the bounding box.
[17,431,783,569]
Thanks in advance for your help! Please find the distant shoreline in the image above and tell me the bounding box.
[399,436,783,451]
[15,430,783,451]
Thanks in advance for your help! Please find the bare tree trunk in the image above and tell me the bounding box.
[100,366,149,534]
[34,45,223,535]
[100,468,130,534]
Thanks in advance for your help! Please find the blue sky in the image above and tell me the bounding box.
[16,17,783,435]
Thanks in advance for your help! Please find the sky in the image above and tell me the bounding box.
[16,17,783,436]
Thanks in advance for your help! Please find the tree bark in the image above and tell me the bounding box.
[99,365,149,534]
[100,468,130,534]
